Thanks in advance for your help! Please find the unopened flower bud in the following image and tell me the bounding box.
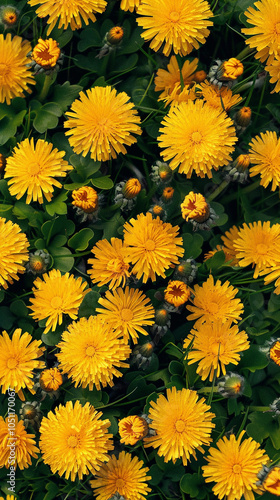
[217,372,245,398]
[0,153,6,173]
[193,70,207,83]
[164,280,191,308]
[257,465,280,496]
[0,6,19,27]
[27,250,50,275]
[161,186,174,203]
[39,367,63,392]
[235,107,252,128]
[20,401,42,431]
[131,341,154,368]
[118,415,148,445]
[107,26,124,45]
[181,192,218,231]
[151,161,173,184]
[217,58,244,81]
[174,259,197,284]
[122,178,141,199]
[149,203,166,220]
[154,308,170,326]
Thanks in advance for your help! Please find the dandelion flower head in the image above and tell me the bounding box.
[0,415,39,469]
[0,217,29,290]
[119,415,149,445]
[196,80,242,111]
[164,280,191,307]
[266,54,280,93]
[136,0,213,57]
[39,367,63,392]
[32,38,61,68]
[221,225,240,266]
[72,186,99,213]
[120,0,141,11]
[181,191,210,222]
[249,131,280,191]
[154,56,198,100]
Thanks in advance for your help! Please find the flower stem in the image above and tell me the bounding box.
[38,74,53,102]
[236,46,255,61]
[220,180,260,204]
[249,406,271,412]
[207,180,230,202]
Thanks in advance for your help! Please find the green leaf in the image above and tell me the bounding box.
[91,176,114,190]
[43,482,59,500]
[205,250,226,270]
[32,101,63,133]
[41,216,75,240]
[13,202,43,228]
[168,360,184,375]
[0,204,13,217]
[41,329,62,346]
[45,191,68,216]
[246,412,273,443]
[68,228,94,251]
[51,247,74,272]
[77,28,102,51]
[78,290,100,318]
[149,464,164,486]
[119,26,145,55]
[0,99,27,145]
[10,300,28,318]
[102,212,125,240]
[239,344,269,372]
[69,154,101,180]
[266,103,280,123]
[180,473,205,497]
[52,82,82,112]
[182,233,204,259]
[0,306,16,329]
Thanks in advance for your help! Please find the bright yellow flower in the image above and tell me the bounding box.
[158,100,237,178]
[184,320,249,381]
[218,58,244,80]
[144,387,215,465]
[0,415,39,469]
[119,416,149,445]
[249,131,280,191]
[72,186,98,213]
[0,495,16,500]
[0,329,45,400]
[202,431,269,500]
[39,367,63,392]
[120,0,141,11]
[90,451,151,500]
[64,86,142,162]
[221,225,240,266]
[28,0,107,36]
[107,26,124,44]
[56,315,131,390]
[154,56,198,100]
[266,54,280,93]
[164,280,191,307]
[269,340,280,365]
[233,221,280,278]
[260,265,280,294]
[242,0,280,64]
[29,269,89,334]
[32,38,60,68]
[123,178,142,199]
[0,33,34,104]
[196,80,242,111]
[136,0,213,57]
[87,237,131,290]
[39,401,113,481]
[123,212,184,283]
[0,217,29,290]
[186,274,244,327]
[5,138,72,204]
[161,82,197,107]
[181,191,210,221]
[96,286,155,343]
[262,466,280,495]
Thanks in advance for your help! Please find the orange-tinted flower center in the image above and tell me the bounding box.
[233,464,242,473]
[67,435,79,448]
[51,296,63,309]
[191,131,203,144]
[116,478,126,490]
[86,345,96,356]
[145,239,156,251]
[0,63,10,79]
[256,243,268,255]
[211,341,224,355]
[7,358,18,369]
[274,23,280,35]
[27,162,41,176]
[107,258,125,273]
[206,301,219,314]
[175,419,186,432]
[121,308,134,321]
[169,11,180,22]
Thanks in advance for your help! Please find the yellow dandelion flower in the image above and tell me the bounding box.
[262,466,280,495]
[154,56,198,100]
[90,451,151,500]
[136,0,213,57]
[29,269,89,334]
[181,191,210,222]
[266,54,280,93]
[144,387,215,465]
[164,280,191,307]
[0,217,29,290]
[161,82,197,108]
[184,320,249,381]
[57,315,131,390]
[119,416,149,445]
[28,0,107,36]
[158,100,237,179]
[39,401,113,481]
[242,0,280,64]
[196,80,242,111]
[202,431,269,500]
[249,131,280,191]
[0,415,39,469]
[233,221,280,278]
[221,225,240,266]
[0,33,34,105]
[0,329,45,400]
[39,367,63,392]
[87,238,131,290]
[123,212,184,283]
[96,286,155,343]
[32,38,60,69]
[5,138,72,204]
[123,178,142,199]
[186,274,244,327]
[120,0,141,11]
[218,58,244,80]
[260,265,280,294]
[0,495,16,500]
[269,340,280,365]
[64,86,142,162]
[72,186,98,213]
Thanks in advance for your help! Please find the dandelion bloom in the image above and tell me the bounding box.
[164,280,191,307]
[64,86,142,162]
[119,416,149,445]
[181,191,210,222]
[32,38,61,68]
[57,315,131,390]
[260,265,280,294]
[39,401,113,481]
[184,320,249,381]
[120,0,141,11]
[196,81,242,111]
[187,275,244,327]
[217,58,244,80]
[0,34,34,104]
[90,451,151,500]
[28,0,107,36]
[87,238,131,290]
[39,367,63,392]
[136,0,213,57]
[96,286,155,343]
[0,217,29,290]
[242,0,280,64]
[123,212,184,283]
[249,131,280,191]
[233,221,280,278]
[202,431,269,500]
[5,138,72,204]
[261,466,280,495]
[154,56,198,100]
[158,100,237,179]
[72,186,99,213]
[29,269,88,334]
[221,225,240,266]
[266,54,280,93]
[144,387,215,465]
[161,83,197,107]
[0,329,45,400]
[0,416,39,469]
